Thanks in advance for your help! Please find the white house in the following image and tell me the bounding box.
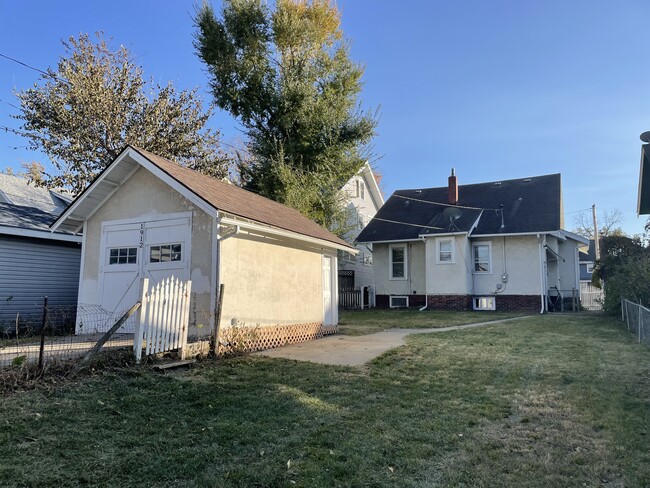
[50,146,355,342]
[356,170,587,312]
[338,162,384,290]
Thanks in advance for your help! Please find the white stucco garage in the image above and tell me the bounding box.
[51,146,355,340]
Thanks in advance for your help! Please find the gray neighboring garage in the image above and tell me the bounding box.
[0,174,81,328]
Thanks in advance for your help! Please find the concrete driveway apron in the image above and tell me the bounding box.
[255,316,529,366]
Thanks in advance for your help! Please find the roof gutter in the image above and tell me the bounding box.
[219,216,356,254]
[1,225,82,243]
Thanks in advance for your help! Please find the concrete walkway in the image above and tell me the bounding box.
[256,316,530,366]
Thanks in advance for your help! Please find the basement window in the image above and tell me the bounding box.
[109,247,138,265]
[390,296,409,308]
[473,296,496,311]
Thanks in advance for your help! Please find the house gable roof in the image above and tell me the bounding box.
[52,146,352,250]
[357,173,562,243]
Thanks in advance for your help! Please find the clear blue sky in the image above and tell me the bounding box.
[1,1,649,235]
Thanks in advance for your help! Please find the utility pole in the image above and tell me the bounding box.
[592,204,600,260]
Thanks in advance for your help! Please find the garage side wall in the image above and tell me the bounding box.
[81,167,214,331]
[220,233,324,327]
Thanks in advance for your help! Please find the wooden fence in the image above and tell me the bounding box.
[339,287,362,309]
[580,282,603,311]
[134,277,192,363]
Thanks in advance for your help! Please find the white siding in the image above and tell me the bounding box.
[0,235,81,325]
[339,165,383,289]
[425,235,472,295]
[372,241,426,295]
[472,236,541,296]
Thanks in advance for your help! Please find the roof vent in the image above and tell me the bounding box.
[494,182,502,186]
[524,178,532,182]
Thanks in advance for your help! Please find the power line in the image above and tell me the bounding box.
[370,217,443,231]
[0,52,70,84]
[563,207,592,216]
[0,98,20,110]
[392,193,500,212]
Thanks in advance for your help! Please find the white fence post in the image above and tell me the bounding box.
[179,280,192,360]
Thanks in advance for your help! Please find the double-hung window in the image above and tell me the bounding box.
[473,243,491,273]
[436,238,454,264]
[390,244,407,279]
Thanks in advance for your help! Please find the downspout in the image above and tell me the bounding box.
[419,236,428,311]
[210,213,221,351]
[212,216,241,351]
[538,234,546,313]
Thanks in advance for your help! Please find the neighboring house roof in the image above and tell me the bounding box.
[357,162,384,210]
[579,239,596,263]
[357,173,563,243]
[0,174,79,242]
[0,202,57,231]
[52,146,353,251]
[0,173,70,214]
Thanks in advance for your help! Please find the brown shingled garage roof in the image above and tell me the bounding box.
[130,147,351,249]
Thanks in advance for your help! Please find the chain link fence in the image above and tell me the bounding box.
[621,299,650,346]
[0,298,136,369]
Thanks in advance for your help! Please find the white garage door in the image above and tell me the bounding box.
[98,214,191,332]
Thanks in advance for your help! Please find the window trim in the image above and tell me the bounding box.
[107,246,138,266]
[435,238,455,264]
[389,244,408,280]
[586,262,594,274]
[472,241,492,274]
[390,296,409,308]
[148,242,183,264]
[473,296,496,310]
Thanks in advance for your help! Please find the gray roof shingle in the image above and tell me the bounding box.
[357,174,562,243]
[0,174,70,232]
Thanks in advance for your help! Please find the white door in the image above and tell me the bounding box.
[98,215,191,333]
[323,255,333,325]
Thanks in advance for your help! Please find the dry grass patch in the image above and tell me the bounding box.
[0,314,648,487]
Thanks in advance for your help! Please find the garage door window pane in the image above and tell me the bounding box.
[150,244,182,263]
[109,247,138,265]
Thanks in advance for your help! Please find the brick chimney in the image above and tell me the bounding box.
[448,168,458,205]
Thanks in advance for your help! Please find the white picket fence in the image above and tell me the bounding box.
[134,277,192,363]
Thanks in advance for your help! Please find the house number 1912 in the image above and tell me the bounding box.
[139,223,144,248]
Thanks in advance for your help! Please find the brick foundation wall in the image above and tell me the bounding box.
[377,294,541,312]
[427,294,473,311]
[494,295,540,312]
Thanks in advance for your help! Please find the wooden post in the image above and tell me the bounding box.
[211,284,225,357]
[639,305,642,343]
[572,288,576,312]
[70,301,141,376]
[38,297,48,373]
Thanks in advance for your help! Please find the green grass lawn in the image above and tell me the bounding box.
[339,308,525,335]
[1,314,649,487]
